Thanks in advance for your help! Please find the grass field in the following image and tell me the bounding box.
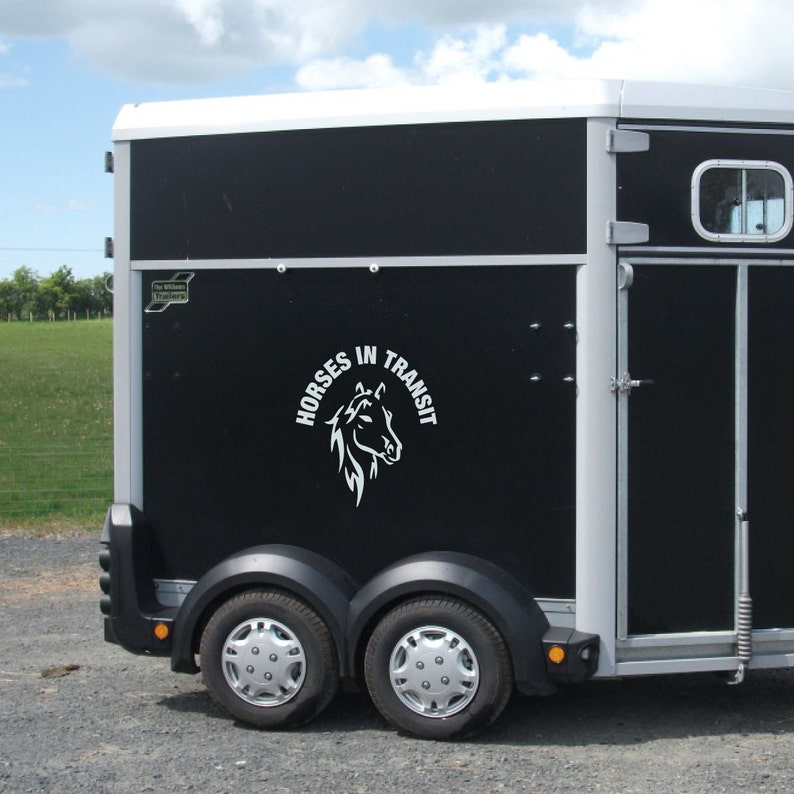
[0,319,113,533]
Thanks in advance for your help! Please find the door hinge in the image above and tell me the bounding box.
[606,129,650,153]
[607,221,650,245]
[104,237,114,259]
[104,151,114,174]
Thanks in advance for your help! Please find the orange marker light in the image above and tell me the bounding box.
[548,645,566,665]
[153,623,170,641]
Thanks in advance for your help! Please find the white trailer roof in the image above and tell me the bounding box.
[113,79,794,141]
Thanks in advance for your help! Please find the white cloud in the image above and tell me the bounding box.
[297,0,794,92]
[296,54,408,91]
[172,0,225,48]
[0,74,27,88]
[502,0,794,89]
[0,0,635,85]
[415,26,507,85]
[501,33,585,80]
[33,199,96,213]
[0,38,28,87]
[0,0,374,83]
[66,199,96,212]
[1,0,794,90]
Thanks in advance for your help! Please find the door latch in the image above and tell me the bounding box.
[610,372,655,395]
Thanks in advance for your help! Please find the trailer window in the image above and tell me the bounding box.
[692,160,793,242]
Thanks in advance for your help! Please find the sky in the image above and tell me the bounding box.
[2,0,794,280]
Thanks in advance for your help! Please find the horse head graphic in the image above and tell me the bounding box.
[326,382,402,506]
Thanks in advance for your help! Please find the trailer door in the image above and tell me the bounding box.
[746,264,794,631]
[618,263,737,636]
[618,260,794,641]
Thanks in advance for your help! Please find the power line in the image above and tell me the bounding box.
[0,247,103,253]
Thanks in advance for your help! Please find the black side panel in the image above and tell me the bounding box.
[748,267,794,629]
[141,265,576,598]
[130,119,586,259]
[617,128,794,249]
[627,266,735,634]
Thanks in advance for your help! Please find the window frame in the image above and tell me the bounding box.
[691,159,794,243]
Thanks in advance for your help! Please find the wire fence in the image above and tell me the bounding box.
[0,443,112,524]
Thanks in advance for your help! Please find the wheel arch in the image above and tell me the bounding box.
[171,545,357,674]
[346,551,554,697]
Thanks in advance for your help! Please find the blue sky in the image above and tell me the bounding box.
[2,0,794,280]
[0,37,296,280]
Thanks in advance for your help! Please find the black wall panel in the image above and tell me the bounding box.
[618,127,794,249]
[141,265,577,596]
[130,119,587,260]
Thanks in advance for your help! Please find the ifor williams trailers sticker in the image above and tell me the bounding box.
[296,346,437,506]
[145,272,195,313]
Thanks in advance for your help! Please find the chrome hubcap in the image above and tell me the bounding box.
[221,618,306,707]
[388,625,479,718]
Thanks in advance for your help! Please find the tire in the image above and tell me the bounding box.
[364,597,513,740]
[199,589,338,729]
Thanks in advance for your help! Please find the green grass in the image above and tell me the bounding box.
[0,319,113,533]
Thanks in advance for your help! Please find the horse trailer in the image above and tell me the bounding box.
[100,79,794,739]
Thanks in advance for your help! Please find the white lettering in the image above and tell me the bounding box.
[356,345,377,365]
[383,349,399,370]
[297,346,438,428]
[336,351,352,372]
[300,395,320,412]
[315,369,333,389]
[306,382,326,401]
[400,369,417,388]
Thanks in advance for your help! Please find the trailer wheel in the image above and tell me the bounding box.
[364,597,513,739]
[199,589,338,729]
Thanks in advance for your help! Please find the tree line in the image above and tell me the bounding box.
[0,265,112,321]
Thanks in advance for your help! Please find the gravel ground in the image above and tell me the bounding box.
[2,532,794,793]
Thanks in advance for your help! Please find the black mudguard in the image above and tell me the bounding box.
[346,551,555,697]
[170,545,357,674]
